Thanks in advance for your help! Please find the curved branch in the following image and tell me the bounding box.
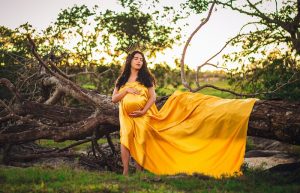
[180,1,216,91]
[48,60,69,79]
[68,68,113,79]
[217,1,285,28]
[195,37,232,87]
[44,87,65,105]
[245,0,287,29]
[56,137,94,152]
[41,76,118,114]
[27,35,100,108]
[217,0,299,54]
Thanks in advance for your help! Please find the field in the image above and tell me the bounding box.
[0,165,299,193]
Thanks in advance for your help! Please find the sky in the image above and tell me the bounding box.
[0,0,260,70]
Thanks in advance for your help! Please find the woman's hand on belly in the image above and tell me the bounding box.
[129,109,146,117]
[122,92,147,116]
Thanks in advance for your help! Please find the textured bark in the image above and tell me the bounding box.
[249,100,300,145]
[0,114,118,144]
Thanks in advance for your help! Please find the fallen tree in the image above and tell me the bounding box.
[0,74,299,145]
[0,2,299,169]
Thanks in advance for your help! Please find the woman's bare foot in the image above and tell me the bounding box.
[123,169,129,176]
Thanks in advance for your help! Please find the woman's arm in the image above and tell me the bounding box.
[141,86,156,113]
[111,86,140,103]
[129,86,156,117]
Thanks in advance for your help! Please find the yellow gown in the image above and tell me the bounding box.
[118,81,257,178]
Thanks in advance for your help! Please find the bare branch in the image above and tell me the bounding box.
[7,152,81,162]
[0,100,14,113]
[180,1,216,91]
[19,72,38,89]
[44,87,65,105]
[27,35,101,108]
[274,0,278,14]
[106,134,116,154]
[195,36,232,87]
[191,72,300,98]
[67,68,113,79]
[218,1,285,29]
[68,71,99,78]
[48,60,69,79]
[0,114,14,125]
[56,137,94,152]
[218,0,300,54]
[239,21,261,32]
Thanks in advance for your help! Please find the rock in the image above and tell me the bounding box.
[245,137,300,170]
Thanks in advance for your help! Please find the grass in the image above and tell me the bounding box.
[245,137,255,152]
[195,80,236,99]
[0,165,299,193]
[82,83,97,90]
[37,138,120,151]
[156,80,238,99]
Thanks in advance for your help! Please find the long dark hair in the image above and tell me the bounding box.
[115,50,156,90]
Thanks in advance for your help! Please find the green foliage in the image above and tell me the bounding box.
[0,166,299,193]
[1,2,180,70]
[227,50,300,101]
[0,24,40,100]
[246,137,255,152]
[0,25,33,69]
[55,5,94,30]
[151,62,181,95]
[180,0,209,14]
[97,6,177,57]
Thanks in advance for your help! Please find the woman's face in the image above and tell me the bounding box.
[130,53,143,70]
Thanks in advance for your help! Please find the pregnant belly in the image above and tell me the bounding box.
[123,94,147,114]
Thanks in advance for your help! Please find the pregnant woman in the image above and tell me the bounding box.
[111,50,257,178]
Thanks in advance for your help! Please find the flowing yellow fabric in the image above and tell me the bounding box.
[118,81,257,178]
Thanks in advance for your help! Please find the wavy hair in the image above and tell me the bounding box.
[115,51,156,89]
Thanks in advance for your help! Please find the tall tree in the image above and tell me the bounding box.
[178,0,300,100]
